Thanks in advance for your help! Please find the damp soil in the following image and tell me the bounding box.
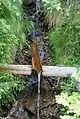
[1,0,60,118]
[1,37,60,119]
[10,35,60,119]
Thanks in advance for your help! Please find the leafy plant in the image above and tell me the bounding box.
[0,0,30,65]
[0,73,25,105]
[60,78,77,94]
[0,0,28,107]
[49,2,80,66]
[56,77,80,119]
[42,0,62,29]
[72,67,80,82]
[42,0,61,12]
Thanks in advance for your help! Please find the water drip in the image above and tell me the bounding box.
[26,0,43,118]
[33,0,42,118]
[37,73,41,119]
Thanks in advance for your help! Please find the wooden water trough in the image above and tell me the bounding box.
[0,65,76,77]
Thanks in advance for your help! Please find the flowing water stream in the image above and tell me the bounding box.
[7,0,60,119]
[35,0,42,118]
[32,0,42,118]
[37,73,41,119]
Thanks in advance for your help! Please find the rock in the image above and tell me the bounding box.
[9,100,29,119]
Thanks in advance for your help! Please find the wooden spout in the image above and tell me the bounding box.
[32,40,43,72]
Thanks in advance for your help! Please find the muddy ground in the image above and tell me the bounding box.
[10,34,60,119]
[1,0,60,118]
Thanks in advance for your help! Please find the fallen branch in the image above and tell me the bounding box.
[0,65,76,77]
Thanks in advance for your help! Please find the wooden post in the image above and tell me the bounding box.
[0,65,76,77]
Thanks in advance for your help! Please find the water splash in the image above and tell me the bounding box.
[36,0,41,12]
[37,73,41,119]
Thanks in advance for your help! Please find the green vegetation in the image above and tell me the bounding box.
[0,0,80,117]
[49,1,80,66]
[56,68,80,119]
[56,77,80,119]
[0,73,25,105]
[42,0,61,12]
[0,0,28,106]
[0,0,28,65]
[44,1,80,119]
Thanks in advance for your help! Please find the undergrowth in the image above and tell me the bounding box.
[56,76,80,119]
[0,0,30,65]
[42,0,61,12]
[0,0,29,107]
[48,1,80,118]
[0,73,25,105]
[55,67,80,119]
[49,2,80,66]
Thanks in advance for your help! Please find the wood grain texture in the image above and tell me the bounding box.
[32,40,43,72]
[0,65,76,77]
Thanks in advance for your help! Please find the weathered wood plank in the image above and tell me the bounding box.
[0,65,76,77]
